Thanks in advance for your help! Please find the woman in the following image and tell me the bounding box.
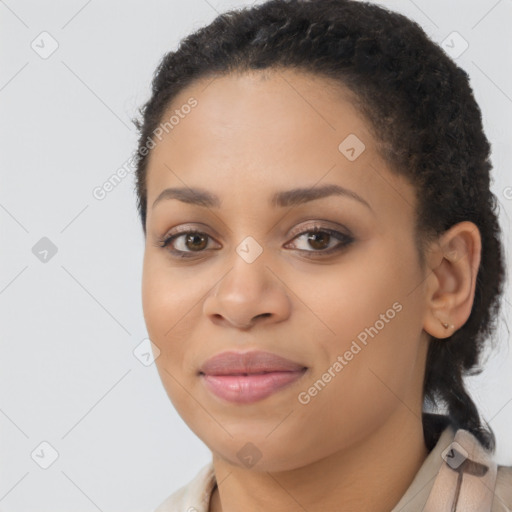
[133,0,512,510]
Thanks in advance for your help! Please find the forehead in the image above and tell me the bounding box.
[159,68,370,148]
[145,68,414,216]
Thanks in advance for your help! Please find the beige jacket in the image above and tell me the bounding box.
[155,422,512,511]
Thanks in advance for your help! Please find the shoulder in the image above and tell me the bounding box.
[154,461,216,512]
[407,419,512,512]
[493,465,512,512]
[448,428,512,512]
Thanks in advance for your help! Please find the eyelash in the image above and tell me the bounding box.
[155,224,354,259]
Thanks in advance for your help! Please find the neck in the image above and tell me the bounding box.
[209,411,428,512]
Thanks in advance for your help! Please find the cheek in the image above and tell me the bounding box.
[296,238,425,395]
[141,251,217,383]
[293,242,416,343]
[141,255,201,414]
[142,252,197,336]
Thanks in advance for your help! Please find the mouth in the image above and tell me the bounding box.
[199,369,308,404]
[198,350,308,404]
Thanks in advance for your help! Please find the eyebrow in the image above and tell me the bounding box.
[151,184,372,211]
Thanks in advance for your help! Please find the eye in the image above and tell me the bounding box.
[156,228,219,259]
[285,225,354,256]
[155,223,354,259]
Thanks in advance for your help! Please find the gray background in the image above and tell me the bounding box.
[1,0,511,510]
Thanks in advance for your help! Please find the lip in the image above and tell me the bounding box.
[199,350,307,375]
[199,350,308,404]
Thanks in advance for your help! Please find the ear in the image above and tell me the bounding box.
[422,221,482,339]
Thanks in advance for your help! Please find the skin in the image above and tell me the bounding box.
[141,68,481,512]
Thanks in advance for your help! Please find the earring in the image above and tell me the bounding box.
[440,319,455,330]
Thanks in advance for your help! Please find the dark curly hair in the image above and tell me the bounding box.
[133,0,506,451]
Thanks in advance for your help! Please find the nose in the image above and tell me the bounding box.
[222,312,272,330]
[202,258,291,330]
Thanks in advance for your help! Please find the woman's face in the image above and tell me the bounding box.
[142,69,431,472]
